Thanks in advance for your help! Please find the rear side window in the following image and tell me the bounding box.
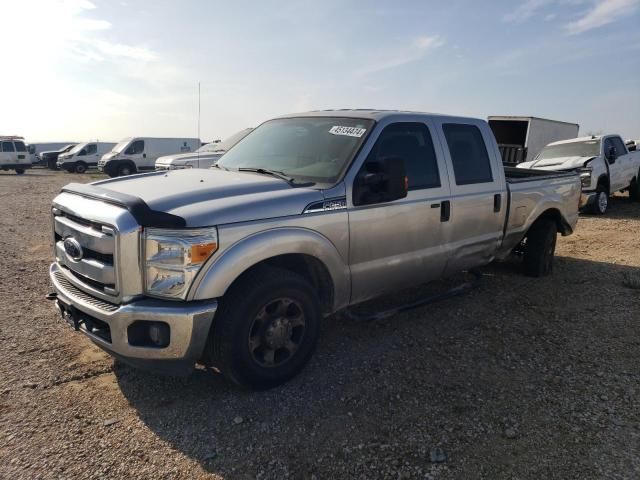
[443,124,493,185]
[2,141,15,152]
[14,141,26,152]
[364,122,440,190]
[125,140,144,155]
[85,144,97,155]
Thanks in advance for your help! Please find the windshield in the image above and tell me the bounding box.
[199,128,253,153]
[62,144,76,153]
[217,118,373,184]
[112,139,132,153]
[536,140,601,160]
[68,142,89,155]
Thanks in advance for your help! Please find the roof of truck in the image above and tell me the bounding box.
[276,109,481,122]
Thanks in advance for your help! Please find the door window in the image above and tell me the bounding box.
[125,140,144,155]
[85,144,97,155]
[442,124,493,185]
[360,122,440,190]
[14,141,26,152]
[610,137,626,157]
[2,141,15,152]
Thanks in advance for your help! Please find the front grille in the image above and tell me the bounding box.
[53,210,118,296]
[53,270,118,312]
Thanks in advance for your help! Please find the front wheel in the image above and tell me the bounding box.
[117,164,134,176]
[204,265,321,390]
[629,174,640,202]
[592,186,609,214]
[523,218,557,277]
[15,168,25,175]
[74,162,87,174]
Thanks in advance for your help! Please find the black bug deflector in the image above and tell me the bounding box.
[61,182,186,228]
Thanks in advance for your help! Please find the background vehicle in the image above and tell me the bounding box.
[517,135,640,214]
[99,137,200,177]
[488,116,579,165]
[27,142,77,164]
[0,136,31,174]
[39,144,78,169]
[57,142,116,173]
[155,128,253,170]
[49,110,580,390]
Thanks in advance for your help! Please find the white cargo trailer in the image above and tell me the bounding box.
[488,116,579,165]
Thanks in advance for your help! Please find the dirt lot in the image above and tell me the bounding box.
[0,169,639,480]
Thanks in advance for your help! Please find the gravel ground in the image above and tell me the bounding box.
[0,169,639,480]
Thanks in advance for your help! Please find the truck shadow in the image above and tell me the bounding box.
[114,255,640,478]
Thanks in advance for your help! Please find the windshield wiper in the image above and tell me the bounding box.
[237,167,314,186]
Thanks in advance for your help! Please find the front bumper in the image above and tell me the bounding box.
[579,191,597,210]
[49,262,217,375]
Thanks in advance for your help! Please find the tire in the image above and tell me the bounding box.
[205,265,321,390]
[523,218,557,277]
[74,162,87,174]
[591,184,609,214]
[629,174,640,202]
[66,168,74,173]
[15,168,25,175]
[117,164,134,176]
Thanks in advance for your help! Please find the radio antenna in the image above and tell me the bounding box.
[197,81,201,169]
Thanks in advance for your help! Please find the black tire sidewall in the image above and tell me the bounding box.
[75,163,87,174]
[217,271,321,389]
[524,219,557,277]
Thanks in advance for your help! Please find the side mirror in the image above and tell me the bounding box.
[354,157,408,206]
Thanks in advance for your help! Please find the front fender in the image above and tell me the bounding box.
[188,227,350,310]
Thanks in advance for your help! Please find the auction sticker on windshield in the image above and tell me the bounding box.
[329,126,367,138]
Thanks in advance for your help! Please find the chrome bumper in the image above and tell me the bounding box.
[579,191,597,210]
[50,262,217,375]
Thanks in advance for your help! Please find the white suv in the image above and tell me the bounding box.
[0,136,31,174]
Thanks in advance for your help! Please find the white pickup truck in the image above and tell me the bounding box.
[518,135,640,214]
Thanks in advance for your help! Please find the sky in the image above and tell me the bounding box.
[1,0,639,143]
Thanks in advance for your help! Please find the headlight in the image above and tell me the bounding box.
[579,168,592,188]
[143,227,218,299]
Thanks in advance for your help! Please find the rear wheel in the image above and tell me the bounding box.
[629,174,640,202]
[74,162,87,174]
[523,218,557,277]
[15,168,25,175]
[117,164,134,176]
[204,265,321,390]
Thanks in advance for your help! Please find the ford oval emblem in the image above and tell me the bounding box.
[63,237,84,262]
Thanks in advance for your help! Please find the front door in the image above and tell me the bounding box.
[124,139,148,169]
[348,121,451,304]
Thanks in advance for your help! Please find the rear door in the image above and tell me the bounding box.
[348,120,452,303]
[13,140,29,164]
[1,141,17,164]
[432,120,506,275]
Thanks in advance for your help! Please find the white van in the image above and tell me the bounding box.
[0,136,31,174]
[155,128,253,170]
[98,137,200,177]
[57,141,117,173]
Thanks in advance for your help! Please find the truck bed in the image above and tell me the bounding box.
[504,166,578,183]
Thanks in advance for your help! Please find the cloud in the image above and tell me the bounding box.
[504,0,553,22]
[356,35,445,76]
[566,0,640,34]
[92,41,157,61]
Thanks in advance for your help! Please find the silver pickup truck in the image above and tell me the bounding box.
[49,110,581,389]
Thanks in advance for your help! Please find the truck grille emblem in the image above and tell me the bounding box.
[63,237,84,261]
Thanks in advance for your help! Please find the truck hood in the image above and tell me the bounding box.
[156,152,224,165]
[520,156,597,170]
[90,169,324,227]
